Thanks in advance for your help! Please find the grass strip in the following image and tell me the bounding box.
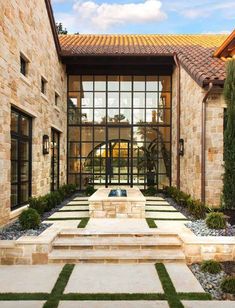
[0,293,49,300]
[146,218,158,228]
[178,292,212,300]
[46,218,82,221]
[43,264,75,308]
[155,263,183,308]
[77,217,90,228]
[62,293,166,300]
[65,203,88,206]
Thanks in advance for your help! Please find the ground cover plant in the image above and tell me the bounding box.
[201,260,222,274]
[206,212,226,229]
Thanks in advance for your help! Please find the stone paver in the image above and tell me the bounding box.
[182,301,235,308]
[65,264,164,293]
[0,265,62,293]
[146,205,177,211]
[43,220,81,227]
[165,263,205,293]
[146,212,187,219]
[58,301,169,308]
[67,201,89,205]
[146,201,170,206]
[59,205,89,211]
[145,197,165,201]
[0,302,45,308]
[73,197,89,201]
[49,211,88,219]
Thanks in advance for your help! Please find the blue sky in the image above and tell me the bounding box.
[51,0,235,34]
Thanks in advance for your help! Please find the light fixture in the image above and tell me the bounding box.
[179,138,184,156]
[43,135,49,154]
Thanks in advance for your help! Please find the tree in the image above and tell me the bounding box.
[223,60,235,209]
[56,22,68,34]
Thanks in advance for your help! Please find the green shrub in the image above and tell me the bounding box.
[43,193,57,212]
[53,191,63,205]
[221,277,235,294]
[188,199,208,219]
[85,185,96,196]
[206,212,226,229]
[58,185,67,199]
[144,186,157,196]
[201,260,222,274]
[19,208,40,230]
[29,196,47,215]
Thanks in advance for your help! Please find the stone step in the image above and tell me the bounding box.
[48,248,185,263]
[73,197,89,201]
[146,201,170,205]
[53,236,182,249]
[67,201,89,205]
[145,197,165,201]
[145,205,177,211]
[60,206,89,211]
[146,212,187,220]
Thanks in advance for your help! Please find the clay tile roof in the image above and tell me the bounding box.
[59,34,229,87]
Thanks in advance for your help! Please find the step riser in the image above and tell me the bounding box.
[49,258,185,264]
[52,245,182,250]
[58,234,180,238]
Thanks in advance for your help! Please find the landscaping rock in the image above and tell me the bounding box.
[186,220,235,236]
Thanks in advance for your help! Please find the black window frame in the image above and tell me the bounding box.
[51,128,60,191]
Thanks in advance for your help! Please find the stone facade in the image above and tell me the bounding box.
[0,0,67,226]
[172,66,225,207]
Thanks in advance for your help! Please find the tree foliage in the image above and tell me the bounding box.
[56,22,68,34]
[223,60,235,209]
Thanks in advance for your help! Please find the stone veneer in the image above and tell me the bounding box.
[88,188,146,218]
[171,67,225,207]
[0,0,67,226]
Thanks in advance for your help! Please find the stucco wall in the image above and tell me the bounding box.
[0,0,67,226]
[172,66,225,207]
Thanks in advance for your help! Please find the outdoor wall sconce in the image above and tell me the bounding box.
[43,135,49,154]
[179,138,184,156]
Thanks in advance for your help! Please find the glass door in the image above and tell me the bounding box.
[51,129,60,191]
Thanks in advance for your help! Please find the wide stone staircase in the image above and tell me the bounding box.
[48,230,185,263]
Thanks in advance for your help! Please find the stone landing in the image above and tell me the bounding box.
[88,188,146,218]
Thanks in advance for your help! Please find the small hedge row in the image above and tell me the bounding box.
[19,184,77,230]
[164,186,210,219]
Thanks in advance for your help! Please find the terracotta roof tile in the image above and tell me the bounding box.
[59,34,228,87]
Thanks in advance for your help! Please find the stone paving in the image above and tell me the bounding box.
[0,262,234,307]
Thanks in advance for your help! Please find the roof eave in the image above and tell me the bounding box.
[213,29,235,57]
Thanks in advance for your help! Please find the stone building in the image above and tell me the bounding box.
[0,0,234,226]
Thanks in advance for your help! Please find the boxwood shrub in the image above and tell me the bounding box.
[19,208,40,230]
[29,196,47,215]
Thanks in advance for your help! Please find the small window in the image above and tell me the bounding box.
[55,92,59,106]
[41,77,47,95]
[20,54,28,76]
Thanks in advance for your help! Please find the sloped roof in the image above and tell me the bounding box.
[59,34,228,87]
[213,29,235,58]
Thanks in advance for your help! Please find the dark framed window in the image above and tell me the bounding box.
[55,93,59,106]
[41,77,47,95]
[20,54,28,76]
[11,108,32,209]
[51,128,60,191]
[67,75,172,190]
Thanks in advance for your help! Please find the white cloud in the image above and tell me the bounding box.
[56,0,167,33]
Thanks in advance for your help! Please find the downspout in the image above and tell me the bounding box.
[201,82,213,203]
[173,53,181,189]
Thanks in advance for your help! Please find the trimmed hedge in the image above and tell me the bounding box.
[19,208,40,230]
[164,186,210,219]
[85,185,96,196]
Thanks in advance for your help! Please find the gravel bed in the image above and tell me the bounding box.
[190,263,228,300]
[0,192,86,240]
[0,221,52,240]
[186,220,235,236]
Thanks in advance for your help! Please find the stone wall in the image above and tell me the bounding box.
[0,0,67,226]
[172,66,225,207]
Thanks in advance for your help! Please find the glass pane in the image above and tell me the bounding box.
[20,182,29,203]
[108,128,119,140]
[159,76,171,92]
[133,92,145,108]
[81,108,93,123]
[82,92,93,108]
[94,109,106,124]
[133,109,145,124]
[68,93,82,108]
[81,158,93,173]
[146,76,158,91]
[94,76,106,91]
[108,92,119,108]
[11,139,18,160]
[11,161,18,182]
[146,92,158,108]
[21,162,29,181]
[68,174,80,186]
[68,127,80,142]
[133,127,145,142]
[81,175,92,189]
[133,76,145,91]
[146,109,158,124]
[69,143,81,158]
[120,127,131,140]
[20,141,29,160]
[120,92,131,108]
[94,92,106,108]
[120,143,129,157]
[108,109,120,123]
[81,143,93,157]
[11,111,18,133]
[120,109,131,124]
[82,127,93,142]
[120,76,131,91]
[94,127,105,141]
[108,76,119,91]
[11,185,18,208]
[69,158,81,173]
[21,116,29,136]
[69,76,80,91]
[68,108,87,125]
[82,76,93,91]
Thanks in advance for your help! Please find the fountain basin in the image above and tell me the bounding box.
[88,187,146,218]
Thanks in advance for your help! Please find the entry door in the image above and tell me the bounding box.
[106,140,131,185]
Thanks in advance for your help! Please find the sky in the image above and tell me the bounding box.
[51,0,235,34]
